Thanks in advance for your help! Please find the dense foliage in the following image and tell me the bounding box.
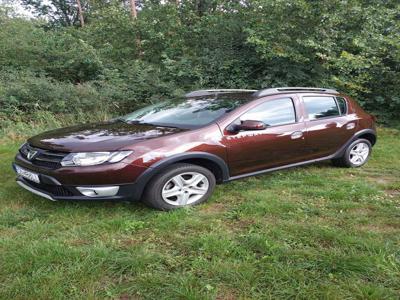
[0,0,399,123]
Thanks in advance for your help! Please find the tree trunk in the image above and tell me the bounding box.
[128,0,141,57]
[130,0,137,19]
[76,0,84,27]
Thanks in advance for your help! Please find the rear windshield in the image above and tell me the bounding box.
[118,96,249,128]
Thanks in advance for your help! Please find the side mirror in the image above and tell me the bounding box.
[231,120,266,132]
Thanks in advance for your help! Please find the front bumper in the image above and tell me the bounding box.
[14,152,148,186]
[13,163,138,201]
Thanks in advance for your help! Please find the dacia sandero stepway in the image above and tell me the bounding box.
[13,87,377,210]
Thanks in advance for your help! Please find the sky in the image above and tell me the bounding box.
[0,0,36,18]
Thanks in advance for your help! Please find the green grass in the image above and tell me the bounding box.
[0,127,399,299]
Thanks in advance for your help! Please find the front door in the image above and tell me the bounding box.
[222,97,308,176]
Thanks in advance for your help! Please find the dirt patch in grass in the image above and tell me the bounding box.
[200,202,227,214]
[216,286,240,300]
[0,201,26,213]
[348,206,376,216]
[358,223,399,234]
[385,189,400,198]
[375,177,395,185]
[118,293,142,300]
[118,237,143,248]
[0,227,20,238]
[228,218,257,232]
[226,215,283,233]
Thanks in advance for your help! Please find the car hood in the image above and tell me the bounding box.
[28,121,186,152]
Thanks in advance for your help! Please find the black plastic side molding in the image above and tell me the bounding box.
[131,152,230,200]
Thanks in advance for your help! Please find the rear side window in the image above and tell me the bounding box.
[336,97,347,115]
[303,96,339,120]
[240,98,296,126]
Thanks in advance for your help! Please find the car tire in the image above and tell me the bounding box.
[142,163,216,210]
[331,138,372,168]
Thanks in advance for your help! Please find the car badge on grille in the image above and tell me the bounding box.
[27,149,38,160]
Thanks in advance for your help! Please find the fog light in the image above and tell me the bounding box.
[77,186,119,197]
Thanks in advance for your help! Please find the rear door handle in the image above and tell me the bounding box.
[291,131,303,140]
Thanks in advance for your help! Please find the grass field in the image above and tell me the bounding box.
[0,127,399,299]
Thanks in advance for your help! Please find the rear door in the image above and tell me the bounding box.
[301,94,357,159]
[221,95,308,176]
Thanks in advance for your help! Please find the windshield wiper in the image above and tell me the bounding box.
[113,117,130,124]
[127,120,154,126]
[114,118,145,125]
[115,118,180,129]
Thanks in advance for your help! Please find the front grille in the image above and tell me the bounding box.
[20,144,68,169]
[25,179,75,197]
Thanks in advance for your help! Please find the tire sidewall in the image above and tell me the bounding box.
[344,138,372,168]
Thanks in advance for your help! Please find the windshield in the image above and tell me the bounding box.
[118,96,249,129]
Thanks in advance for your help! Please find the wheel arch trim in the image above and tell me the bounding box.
[333,128,376,158]
[131,152,229,200]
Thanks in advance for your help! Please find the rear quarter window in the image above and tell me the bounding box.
[336,97,348,115]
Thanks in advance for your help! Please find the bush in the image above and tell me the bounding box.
[0,69,104,116]
[0,1,399,125]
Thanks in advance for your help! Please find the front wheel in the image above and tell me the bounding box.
[332,138,372,168]
[143,163,216,210]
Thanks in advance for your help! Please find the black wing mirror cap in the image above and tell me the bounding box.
[227,120,267,133]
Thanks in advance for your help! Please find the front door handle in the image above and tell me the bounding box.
[291,131,303,140]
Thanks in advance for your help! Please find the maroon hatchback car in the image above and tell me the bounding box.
[13,87,376,210]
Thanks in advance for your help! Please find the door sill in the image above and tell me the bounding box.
[227,155,333,182]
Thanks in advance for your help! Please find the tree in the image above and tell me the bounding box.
[2,0,400,121]
[76,0,84,27]
[129,0,137,18]
[20,0,88,27]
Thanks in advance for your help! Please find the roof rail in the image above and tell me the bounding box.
[253,87,339,98]
[186,89,257,97]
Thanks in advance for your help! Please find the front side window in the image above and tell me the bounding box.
[303,96,340,120]
[240,98,296,126]
[336,97,347,115]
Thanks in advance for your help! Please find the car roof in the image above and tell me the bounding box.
[186,87,339,99]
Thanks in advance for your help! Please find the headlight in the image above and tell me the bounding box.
[61,151,133,167]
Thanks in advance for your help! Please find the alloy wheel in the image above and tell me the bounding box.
[349,142,370,166]
[161,172,209,206]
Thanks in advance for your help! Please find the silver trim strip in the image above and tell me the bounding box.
[254,87,339,98]
[76,186,119,197]
[16,180,57,201]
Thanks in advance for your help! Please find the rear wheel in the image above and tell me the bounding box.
[143,163,216,210]
[332,138,372,168]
